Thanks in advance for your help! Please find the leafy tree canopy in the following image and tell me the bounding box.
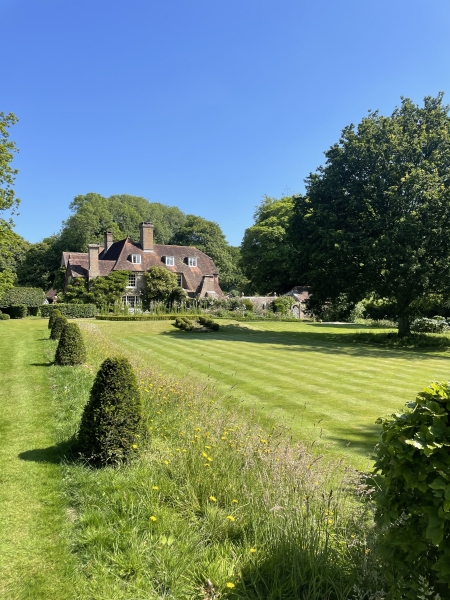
[241,196,295,295]
[170,215,245,291]
[291,94,450,336]
[16,234,62,290]
[143,266,178,305]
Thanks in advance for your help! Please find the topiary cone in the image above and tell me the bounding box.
[48,308,62,329]
[55,322,86,366]
[50,314,67,340]
[77,356,142,465]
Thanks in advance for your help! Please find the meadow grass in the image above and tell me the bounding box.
[92,319,450,470]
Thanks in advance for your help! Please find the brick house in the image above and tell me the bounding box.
[61,222,224,306]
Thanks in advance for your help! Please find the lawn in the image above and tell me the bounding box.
[94,319,450,469]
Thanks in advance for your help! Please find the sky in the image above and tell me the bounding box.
[2,0,450,246]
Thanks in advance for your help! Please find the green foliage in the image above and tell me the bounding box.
[198,315,219,331]
[170,214,245,291]
[412,316,450,333]
[0,268,15,298]
[48,308,62,329]
[241,196,296,295]
[9,304,27,318]
[50,314,67,340]
[42,303,97,319]
[373,382,450,598]
[0,112,19,216]
[173,316,195,331]
[143,266,177,305]
[168,285,187,303]
[0,312,10,320]
[16,234,63,290]
[77,357,142,465]
[89,271,128,308]
[60,277,89,304]
[242,298,254,312]
[271,296,295,315]
[0,224,29,277]
[292,94,450,338]
[54,322,86,366]
[0,286,44,308]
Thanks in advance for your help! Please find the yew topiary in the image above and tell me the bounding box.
[48,308,62,329]
[54,322,86,366]
[50,314,67,340]
[77,357,142,465]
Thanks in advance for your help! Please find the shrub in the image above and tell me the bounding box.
[41,303,97,319]
[96,314,177,321]
[28,306,41,316]
[411,316,450,333]
[48,308,62,329]
[0,313,10,320]
[174,316,195,331]
[50,314,67,340]
[372,382,450,598]
[54,322,86,366]
[242,298,254,312]
[272,296,295,315]
[9,304,27,318]
[0,287,44,309]
[77,357,142,465]
[198,315,219,331]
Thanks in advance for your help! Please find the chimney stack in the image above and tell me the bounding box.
[104,231,113,252]
[140,222,154,252]
[88,244,100,280]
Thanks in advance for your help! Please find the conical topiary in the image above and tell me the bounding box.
[48,308,62,329]
[77,356,142,465]
[55,322,86,366]
[50,314,67,340]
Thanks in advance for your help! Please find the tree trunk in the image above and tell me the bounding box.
[397,314,411,338]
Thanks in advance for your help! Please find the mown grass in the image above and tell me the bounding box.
[93,319,450,470]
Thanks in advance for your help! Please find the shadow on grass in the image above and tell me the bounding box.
[30,362,53,367]
[18,437,77,465]
[159,325,450,362]
[324,422,381,459]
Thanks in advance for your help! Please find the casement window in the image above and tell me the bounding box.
[176,273,183,287]
[122,295,140,307]
[127,273,136,288]
[131,254,141,264]
[188,257,197,267]
[165,256,175,266]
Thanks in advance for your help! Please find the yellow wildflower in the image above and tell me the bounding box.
[226,515,235,522]
[152,486,159,490]
[150,516,157,522]
[209,496,217,502]
[225,582,235,589]
[232,499,238,503]
[249,548,256,553]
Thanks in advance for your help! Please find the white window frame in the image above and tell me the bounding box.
[127,273,136,288]
[122,295,140,307]
[176,273,183,287]
[165,256,175,266]
[131,254,141,264]
[188,256,197,267]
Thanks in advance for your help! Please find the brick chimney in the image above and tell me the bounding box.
[104,231,113,252]
[88,244,100,279]
[140,222,154,252]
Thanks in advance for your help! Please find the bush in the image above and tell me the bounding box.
[242,298,254,312]
[48,308,62,329]
[411,316,450,333]
[28,306,41,316]
[54,322,86,366]
[0,313,10,320]
[198,315,219,331]
[50,314,67,340]
[372,382,450,598]
[174,316,195,331]
[9,304,27,319]
[0,287,44,309]
[77,357,142,465]
[41,303,97,319]
[272,296,295,315]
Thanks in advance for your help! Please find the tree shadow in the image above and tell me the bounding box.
[18,438,77,465]
[30,362,54,367]
[324,422,381,458]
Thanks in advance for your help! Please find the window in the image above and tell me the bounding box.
[127,273,136,288]
[165,256,175,266]
[122,295,140,307]
[131,254,141,264]
[176,273,183,287]
[188,256,197,267]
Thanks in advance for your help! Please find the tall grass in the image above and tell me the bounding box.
[51,323,383,599]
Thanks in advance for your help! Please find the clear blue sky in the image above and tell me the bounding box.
[2,0,450,246]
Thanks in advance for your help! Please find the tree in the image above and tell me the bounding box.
[170,215,245,291]
[54,322,86,366]
[16,235,62,290]
[241,196,296,294]
[291,94,450,337]
[143,266,177,305]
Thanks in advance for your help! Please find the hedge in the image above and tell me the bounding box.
[95,314,178,321]
[41,304,97,318]
[9,305,28,319]
[0,287,44,308]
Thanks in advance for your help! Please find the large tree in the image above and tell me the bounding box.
[169,215,245,291]
[291,94,450,337]
[241,196,295,294]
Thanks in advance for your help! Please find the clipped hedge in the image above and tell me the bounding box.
[198,315,219,331]
[173,316,195,331]
[41,304,97,319]
[96,314,178,321]
[55,322,86,366]
[9,305,27,319]
[50,314,67,340]
[77,357,142,465]
[48,308,62,329]
[0,287,44,308]
[0,313,10,320]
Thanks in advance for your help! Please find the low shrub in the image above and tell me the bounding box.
[55,322,86,366]
[77,357,142,465]
[242,298,254,312]
[41,303,97,319]
[9,305,27,319]
[96,314,177,321]
[50,314,68,340]
[411,315,450,333]
[372,381,450,598]
[28,306,41,317]
[48,308,62,329]
[174,316,195,331]
[0,313,10,320]
[198,315,219,331]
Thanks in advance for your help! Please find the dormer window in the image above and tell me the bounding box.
[165,256,175,266]
[188,256,197,267]
[131,254,141,264]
